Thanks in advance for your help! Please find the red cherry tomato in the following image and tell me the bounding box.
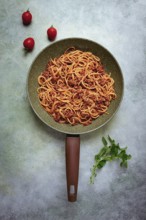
[23,37,35,51]
[47,26,57,41]
[22,10,32,25]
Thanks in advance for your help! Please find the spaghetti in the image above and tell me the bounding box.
[37,48,117,126]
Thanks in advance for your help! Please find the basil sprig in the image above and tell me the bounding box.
[90,136,132,184]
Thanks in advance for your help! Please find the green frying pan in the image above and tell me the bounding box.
[27,38,124,202]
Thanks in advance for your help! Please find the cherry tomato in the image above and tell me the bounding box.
[22,10,32,25]
[47,26,57,41]
[23,37,35,51]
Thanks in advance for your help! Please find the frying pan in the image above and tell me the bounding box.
[27,38,124,202]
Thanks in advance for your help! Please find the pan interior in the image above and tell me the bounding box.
[27,38,124,134]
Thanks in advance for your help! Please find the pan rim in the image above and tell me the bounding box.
[27,37,124,134]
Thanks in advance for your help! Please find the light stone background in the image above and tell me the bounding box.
[0,0,146,219]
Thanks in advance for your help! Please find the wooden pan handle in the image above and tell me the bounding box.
[65,134,80,202]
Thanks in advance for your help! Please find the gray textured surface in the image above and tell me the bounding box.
[0,0,146,219]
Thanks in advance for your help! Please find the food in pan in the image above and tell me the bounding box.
[37,48,116,126]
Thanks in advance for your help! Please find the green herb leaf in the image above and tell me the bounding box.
[108,135,115,145]
[90,136,132,184]
[95,154,100,160]
[120,160,128,168]
[110,144,119,156]
[102,137,108,146]
[97,160,107,169]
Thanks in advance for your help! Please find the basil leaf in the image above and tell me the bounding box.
[108,135,115,145]
[97,160,106,169]
[102,137,108,146]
